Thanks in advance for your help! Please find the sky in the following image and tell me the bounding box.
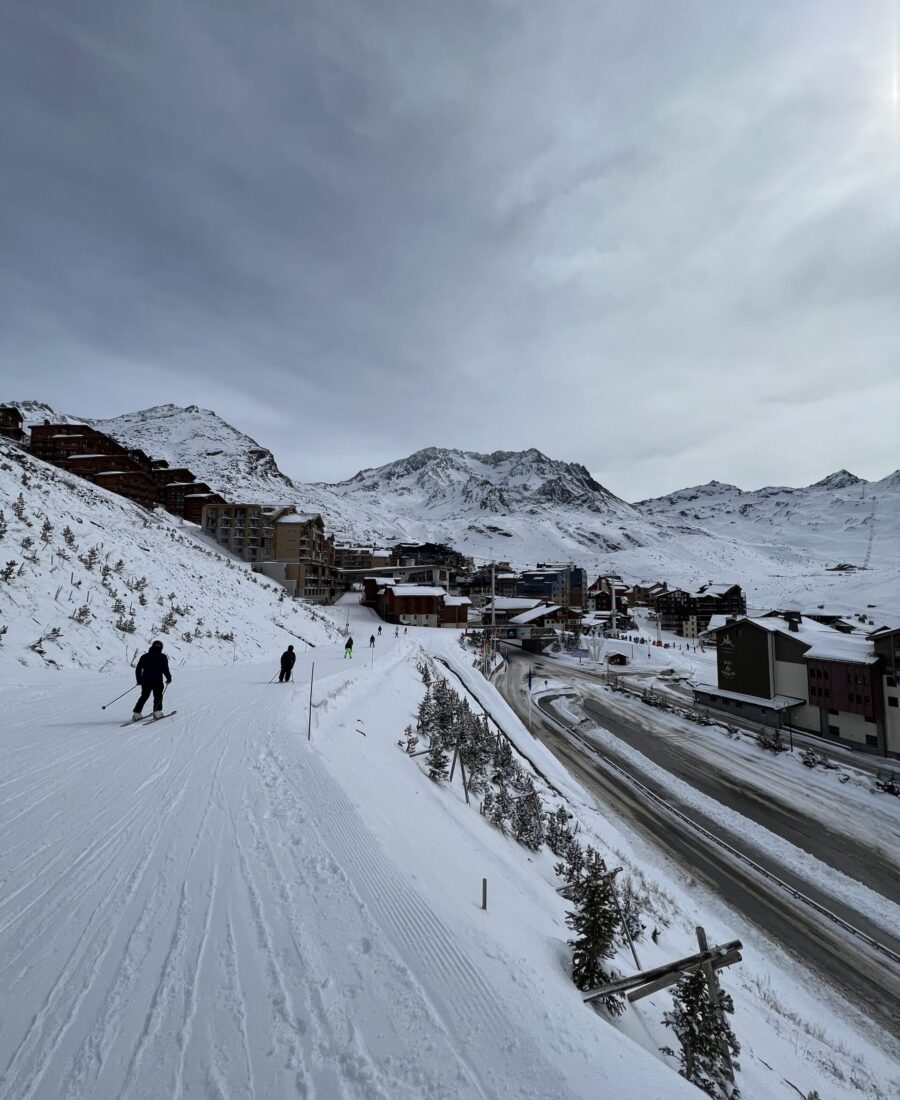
[1,0,899,499]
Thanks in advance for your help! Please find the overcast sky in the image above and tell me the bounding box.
[1,0,898,498]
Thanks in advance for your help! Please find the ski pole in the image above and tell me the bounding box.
[101,684,138,710]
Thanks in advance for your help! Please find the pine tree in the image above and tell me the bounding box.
[546,804,574,857]
[481,787,495,817]
[566,852,624,1014]
[426,740,449,782]
[619,877,646,943]
[489,783,513,834]
[512,783,545,851]
[661,969,740,1098]
[416,687,435,739]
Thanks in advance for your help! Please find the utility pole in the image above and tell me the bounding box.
[489,559,496,675]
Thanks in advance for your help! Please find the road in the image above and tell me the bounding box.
[513,653,900,903]
[496,650,900,1038]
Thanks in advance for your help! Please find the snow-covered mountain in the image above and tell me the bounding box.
[93,404,298,501]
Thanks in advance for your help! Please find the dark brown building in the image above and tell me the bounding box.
[0,406,25,443]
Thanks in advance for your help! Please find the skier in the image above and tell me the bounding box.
[279,644,296,683]
[369,634,375,648]
[132,640,172,720]
[377,625,382,636]
[394,626,399,637]
[344,636,353,659]
[404,626,407,634]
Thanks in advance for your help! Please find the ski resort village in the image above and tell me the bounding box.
[0,400,897,1100]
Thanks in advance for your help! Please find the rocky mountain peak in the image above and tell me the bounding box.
[810,470,867,490]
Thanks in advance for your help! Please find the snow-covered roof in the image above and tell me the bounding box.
[706,614,877,665]
[696,583,740,597]
[68,454,107,460]
[444,595,472,606]
[276,512,322,525]
[694,684,805,711]
[483,597,542,611]
[388,585,447,599]
[509,604,561,625]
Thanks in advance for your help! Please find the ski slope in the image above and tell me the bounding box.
[0,645,697,1100]
[2,598,898,1099]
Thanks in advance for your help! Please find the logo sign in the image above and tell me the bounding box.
[572,649,589,658]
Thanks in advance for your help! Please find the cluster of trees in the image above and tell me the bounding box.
[411,672,546,849]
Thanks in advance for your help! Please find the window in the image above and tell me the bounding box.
[828,708,838,716]
[889,697,899,708]
[866,735,878,747]
[828,724,840,736]
[888,676,897,688]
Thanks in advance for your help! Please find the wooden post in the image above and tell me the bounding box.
[482,877,487,910]
[602,861,641,970]
[458,751,470,805]
[696,926,735,1084]
[449,740,460,781]
[307,662,315,741]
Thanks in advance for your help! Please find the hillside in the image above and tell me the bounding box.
[0,439,335,673]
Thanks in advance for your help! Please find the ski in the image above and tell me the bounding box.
[121,710,177,728]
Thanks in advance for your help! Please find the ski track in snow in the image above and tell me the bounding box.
[0,657,566,1100]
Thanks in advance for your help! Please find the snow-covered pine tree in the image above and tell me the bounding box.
[619,877,646,943]
[416,687,436,740]
[432,678,456,743]
[492,736,514,783]
[512,781,545,851]
[546,804,574,857]
[661,969,740,1098]
[565,851,624,1014]
[426,739,449,782]
[481,786,495,817]
[489,783,513,834]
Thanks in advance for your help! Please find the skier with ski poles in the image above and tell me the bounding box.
[132,640,172,721]
[369,634,375,648]
[279,644,296,682]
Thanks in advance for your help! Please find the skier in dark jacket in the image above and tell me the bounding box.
[279,644,296,682]
[132,640,172,720]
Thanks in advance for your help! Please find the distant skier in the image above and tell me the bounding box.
[369,634,375,648]
[344,636,353,659]
[132,640,172,720]
[377,625,382,636]
[279,645,296,683]
[394,626,399,637]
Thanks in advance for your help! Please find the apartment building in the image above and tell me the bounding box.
[202,503,284,561]
[658,583,746,637]
[695,611,898,757]
[0,406,25,443]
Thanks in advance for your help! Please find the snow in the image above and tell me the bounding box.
[508,604,561,625]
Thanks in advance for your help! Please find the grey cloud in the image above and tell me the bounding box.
[0,0,897,494]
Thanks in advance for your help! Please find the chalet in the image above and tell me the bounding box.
[370,584,470,627]
[695,612,898,757]
[0,406,25,443]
